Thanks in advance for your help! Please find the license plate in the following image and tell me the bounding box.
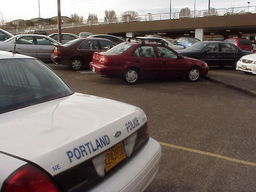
[105,142,127,172]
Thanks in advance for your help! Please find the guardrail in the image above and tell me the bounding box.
[4,5,256,33]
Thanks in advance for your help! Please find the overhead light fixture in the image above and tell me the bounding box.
[239,32,242,34]
[226,29,231,32]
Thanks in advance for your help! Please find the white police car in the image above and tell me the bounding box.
[0,51,161,192]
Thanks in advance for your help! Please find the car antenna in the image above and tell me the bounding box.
[13,37,17,55]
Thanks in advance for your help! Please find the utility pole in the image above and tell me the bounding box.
[38,0,41,18]
[208,0,211,13]
[194,0,196,18]
[57,0,62,42]
[170,0,172,19]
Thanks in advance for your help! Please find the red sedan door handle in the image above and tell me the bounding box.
[135,60,140,63]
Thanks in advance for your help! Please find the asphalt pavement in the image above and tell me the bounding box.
[206,69,256,97]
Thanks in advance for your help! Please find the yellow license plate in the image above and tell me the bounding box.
[105,142,127,172]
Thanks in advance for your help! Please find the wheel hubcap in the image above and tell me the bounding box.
[126,70,138,83]
[72,60,82,70]
[189,69,200,81]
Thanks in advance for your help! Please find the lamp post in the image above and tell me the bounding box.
[0,11,3,25]
[170,0,172,19]
[194,0,196,18]
[38,0,41,18]
[208,0,211,13]
[247,1,250,12]
[57,0,62,42]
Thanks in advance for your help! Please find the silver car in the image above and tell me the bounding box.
[0,34,60,61]
[48,33,78,44]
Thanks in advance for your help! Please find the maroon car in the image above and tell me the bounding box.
[51,38,115,70]
[90,41,209,84]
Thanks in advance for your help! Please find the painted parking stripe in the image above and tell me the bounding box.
[78,71,95,74]
[160,142,256,167]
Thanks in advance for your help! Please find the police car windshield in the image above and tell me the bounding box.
[0,58,73,113]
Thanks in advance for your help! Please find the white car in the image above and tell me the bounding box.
[0,51,161,192]
[236,53,256,74]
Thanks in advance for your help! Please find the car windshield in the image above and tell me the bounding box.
[187,42,207,51]
[106,42,132,54]
[0,58,73,114]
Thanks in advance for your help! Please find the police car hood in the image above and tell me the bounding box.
[0,93,147,175]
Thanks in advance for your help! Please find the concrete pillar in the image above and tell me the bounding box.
[195,28,204,41]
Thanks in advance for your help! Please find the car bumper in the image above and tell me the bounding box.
[88,138,161,192]
[90,63,122,76]
[51,54,69,65]
[236,61,256,74]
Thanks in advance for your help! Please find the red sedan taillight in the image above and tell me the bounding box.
[53,47,60,55]
[99,56,109,64]
[2,164,60,192]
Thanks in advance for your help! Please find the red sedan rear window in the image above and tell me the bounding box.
[106,43,132,54]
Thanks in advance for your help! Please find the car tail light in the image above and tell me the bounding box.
[53,47,60,55]
[99,56,109,64]
[2,164,60,192]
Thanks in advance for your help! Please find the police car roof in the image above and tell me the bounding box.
[0,51,33,60]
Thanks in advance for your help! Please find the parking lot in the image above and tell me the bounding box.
[50,64,256,192]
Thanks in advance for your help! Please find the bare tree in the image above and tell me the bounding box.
[203,8,217,16]
[104,10,117,23]
[179,8,191,18]
[70,13,83,24]
[121,11,140,22]
[87,13,98,25]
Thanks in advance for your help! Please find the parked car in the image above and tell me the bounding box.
[51,38,115,70]
[0,29,13,41]
[90,41,208,84]
[136,36,184,50]
[79,32,92,38]
[48,33,78,44]
[87,34,124,45]
[174,37,200,48]
[236,53,256,74]
[0,34,59,61]
[0,50,161,192]
[224,38,253,52]
[177,41,251,68]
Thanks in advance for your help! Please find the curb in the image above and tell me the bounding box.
[205,76,256,97]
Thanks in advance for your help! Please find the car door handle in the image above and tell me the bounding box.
[135,60,140,63]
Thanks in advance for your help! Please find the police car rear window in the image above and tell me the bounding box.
[0,58,73,113]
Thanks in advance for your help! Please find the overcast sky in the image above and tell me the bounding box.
[0,0,252,22]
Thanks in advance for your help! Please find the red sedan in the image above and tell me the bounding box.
[90,41,209,84]
[51,38,115,70]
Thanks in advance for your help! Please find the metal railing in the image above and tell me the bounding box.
[3,5,256,33]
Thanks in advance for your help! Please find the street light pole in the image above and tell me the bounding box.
[247,1,250,12]
[38,0,41,18]
[208,0,211,12]
[194,0,196,18]
[0,11,3,25]
[57,0,62,42]
[170,0,172,19]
